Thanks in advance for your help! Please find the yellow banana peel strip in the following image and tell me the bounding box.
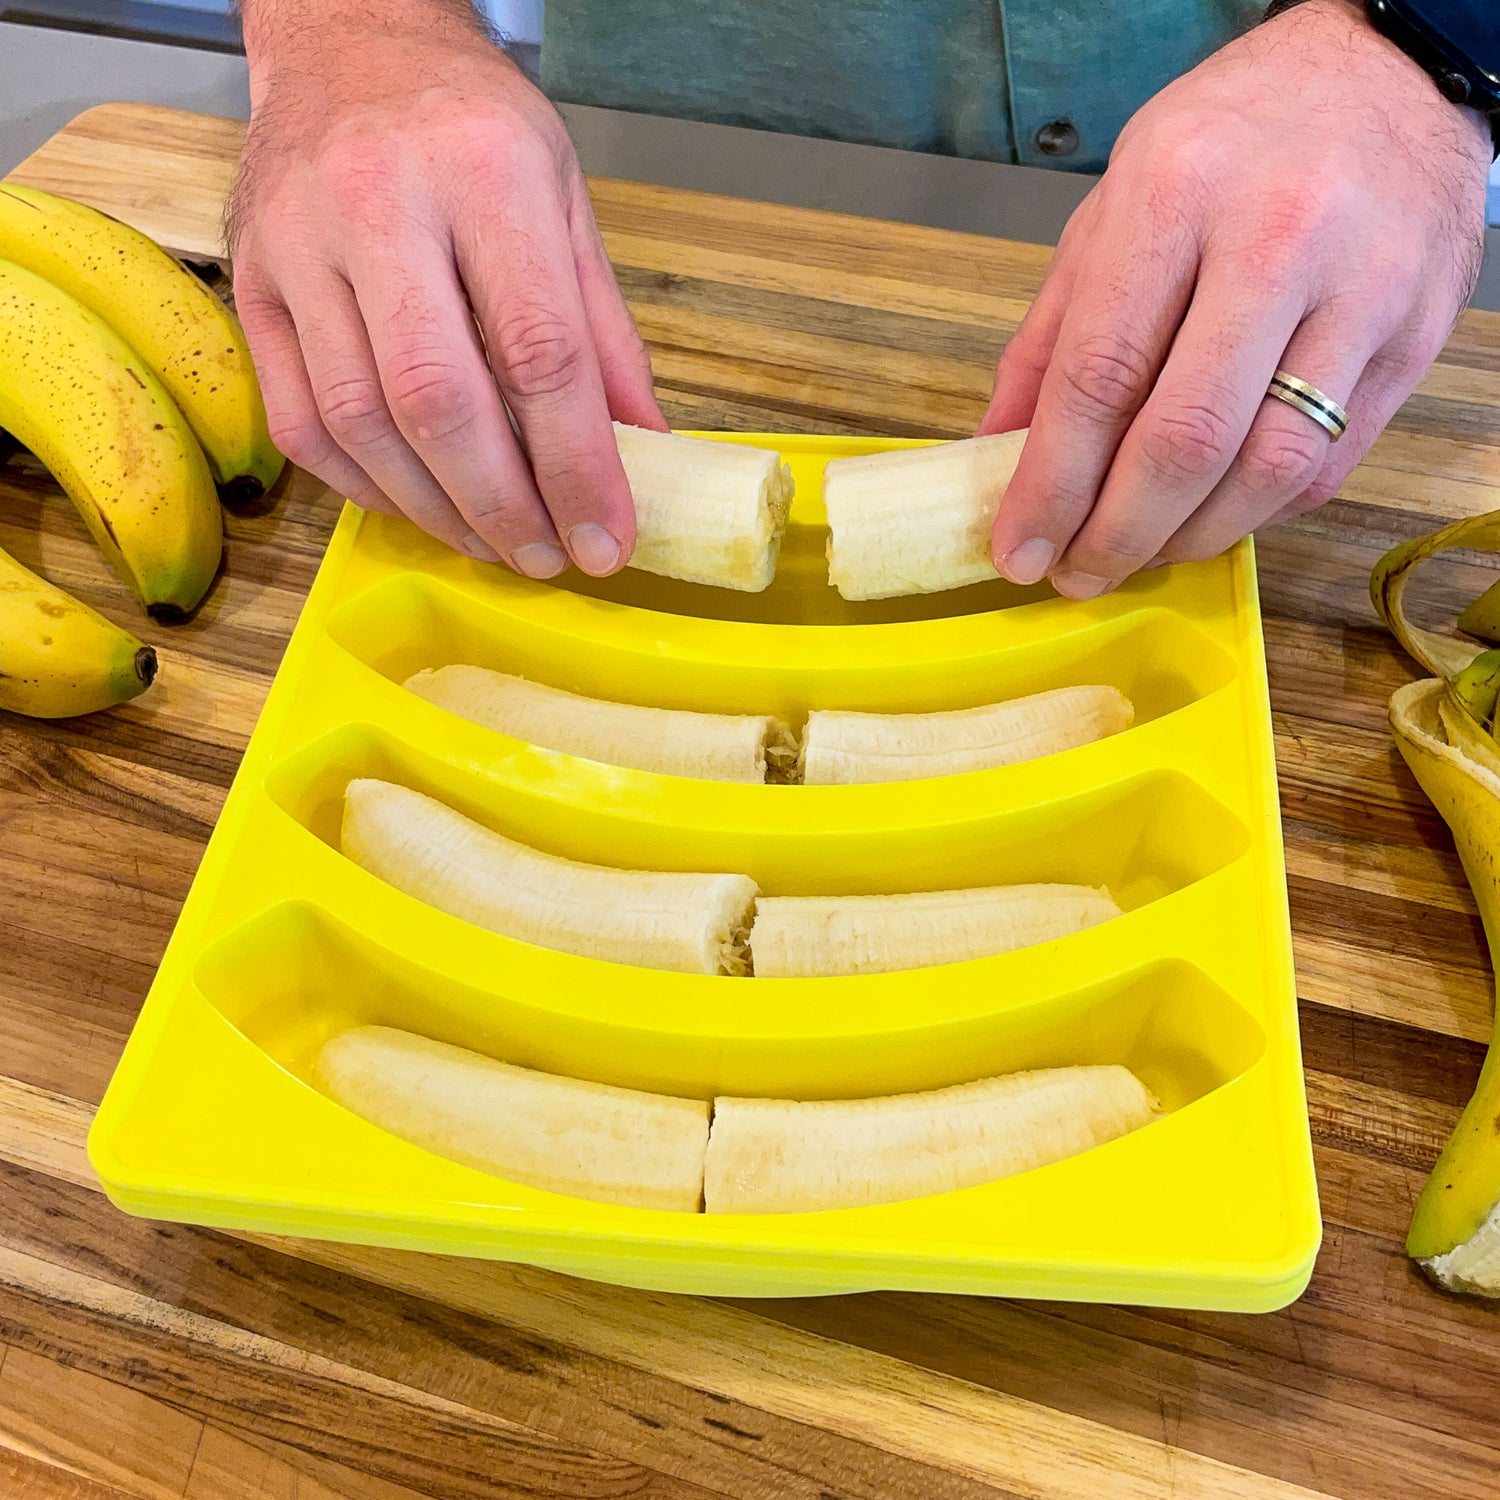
[1369,510,1500,680]
[1387,681,1500,1291]
[1372,512,1500,1293]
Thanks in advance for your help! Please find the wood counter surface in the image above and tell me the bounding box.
[2,103,1499,1500]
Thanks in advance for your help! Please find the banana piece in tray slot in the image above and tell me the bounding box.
[315,1026,711,1212]
[341,779,757,975]
[703,1065,1161,1214]
[615,423,793,592]
[404,664,798,783]
[341,780,1119,976]
[824,431,1027,600]
[800,684,1134,784]
[748,885,1122,978]
[314,1025,1159,1214]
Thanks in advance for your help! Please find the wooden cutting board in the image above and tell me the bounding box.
[2,101,1499,1500]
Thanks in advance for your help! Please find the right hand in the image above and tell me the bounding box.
[230,5,664,578]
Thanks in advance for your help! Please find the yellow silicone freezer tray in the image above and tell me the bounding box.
[89,433,1321,1309]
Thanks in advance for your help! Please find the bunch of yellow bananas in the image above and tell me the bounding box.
[1372,515,1500,1296]
[0,185,282,718]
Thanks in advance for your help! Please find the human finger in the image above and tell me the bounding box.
[1051,265,1310,592]
[348,237,569,576]
[989,197,1199,587]
[1162,303,1412,561]
[235,276,401,518]
[282,270,501,559]
[459,193,636,576]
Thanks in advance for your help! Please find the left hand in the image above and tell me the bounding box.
[982,0,1492,598]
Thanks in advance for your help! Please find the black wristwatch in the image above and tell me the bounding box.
[1267,0,1500,156]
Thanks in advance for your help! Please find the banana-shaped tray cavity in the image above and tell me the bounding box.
[341,777,1119,977]
[1371,511,1500,1296]
[89,432,1317,1309]
[315,1024,1160,1215]
[404,662,1131,785]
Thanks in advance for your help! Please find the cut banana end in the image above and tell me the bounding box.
[824,430,1027,601]
[341,779,758,974]
[315,1026,710,1212]
[704,1064,1160,1214]
[801,685,1134,785]
[748,884,1121,978]
[1419,1197,1500,1297]
[405,665,798,783]
[615,423,793,592]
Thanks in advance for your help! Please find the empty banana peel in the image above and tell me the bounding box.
[1372,512,1500,1296]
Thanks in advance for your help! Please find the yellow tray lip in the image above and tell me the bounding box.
[88,431,1322,1307]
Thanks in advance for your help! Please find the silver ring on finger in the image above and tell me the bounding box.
[1266,369,1348,442]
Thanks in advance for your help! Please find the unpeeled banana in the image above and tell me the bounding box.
[0,258,221,616]
[1371,510,1500,1296]
[824,431,1028,600]
[615,423,792,591]
[404,664,797,782]
[316,1026,710,1211]
[0,542,156,716]
[0,185,283,502]
[748,885,1122,978]
[342,779,757,975]
[703,1065,1159,1213]
[800,684,1133,784]
[341,777,1119,977]
[313,1022,1160,1214]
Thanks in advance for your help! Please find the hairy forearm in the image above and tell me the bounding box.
[240,0,492,94]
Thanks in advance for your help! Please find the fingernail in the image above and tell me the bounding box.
[1052,571,1114,600]
[567,522,622,575]
[1002,537,1056,585]
[510,541,569,579]
[1142,557,1168,572]
[459,532,502,563]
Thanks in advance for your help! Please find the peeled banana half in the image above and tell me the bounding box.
[614,423,792,592]
[1371,511,1500,1296]
[0,185,283,501]
[341,778,1119,977]
[0,257,222,617]
[342,779,758,975]
[800,684,1133,784]
[824,430,1028,600]
[315,1024,1160,1214]
[0,541,156,717]
[405,664,798,783]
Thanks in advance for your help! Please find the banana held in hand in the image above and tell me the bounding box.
[341,779,758,974]
[705,1065,1159,1213]
[405,664,797,783]
[0,542,156,716]
[0,185,283,502]
[748,884,1121,978]
[801,684,1133,784]
[614,423,792,592]
[1372,510,1500,1295]
[824,431,1027,600]
[316,1026,711,1212]
[0,259,222,616]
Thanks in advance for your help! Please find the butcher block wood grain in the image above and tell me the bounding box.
[3,101,1500,1500]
